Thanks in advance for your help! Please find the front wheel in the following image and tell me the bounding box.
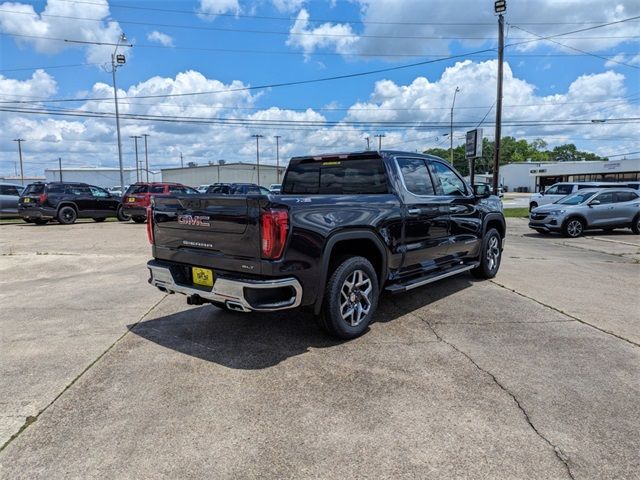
[632,215,640,235]
[57,206,77,225]
[563,217,585,238]
[318,256,379,339]
[116,205,130,222]
[471,228,502,279]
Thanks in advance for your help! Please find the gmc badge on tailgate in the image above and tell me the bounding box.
[177,215,211,227]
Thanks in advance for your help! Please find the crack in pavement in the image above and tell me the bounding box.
[433,319,575,325]
[490,280,639,349]
[390,301,576,480]
[0,295,167,454]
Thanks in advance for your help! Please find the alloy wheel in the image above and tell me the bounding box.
[567,219,583,237]
[486,235,501,271]
[340,269,372,327]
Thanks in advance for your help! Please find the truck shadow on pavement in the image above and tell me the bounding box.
[128,277,474,370]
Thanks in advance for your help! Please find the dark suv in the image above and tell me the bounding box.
[122,182,198,223]
[18,182,128,225]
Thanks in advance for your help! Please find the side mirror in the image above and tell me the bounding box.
[588,199,600,207]
[473,184,491,199]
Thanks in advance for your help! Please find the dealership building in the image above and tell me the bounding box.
[475,158,640,193]
[161,162,286,187]
[43,167,161,188]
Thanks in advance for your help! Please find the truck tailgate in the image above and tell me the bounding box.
[151,195,262,273]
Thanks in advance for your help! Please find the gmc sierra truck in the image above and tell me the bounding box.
[147,151,505,339]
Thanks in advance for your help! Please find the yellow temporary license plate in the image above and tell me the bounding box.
[23,198,31,203]
[192,267,214,287]
[127,197,136,202]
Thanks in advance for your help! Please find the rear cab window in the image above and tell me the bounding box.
[282,157,388,194]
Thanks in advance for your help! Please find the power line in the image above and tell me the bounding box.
[31,0,640,27]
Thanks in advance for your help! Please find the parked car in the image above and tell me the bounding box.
[0,183,25,218]
[18,182,128,225]
[108,185,128,197]
[529,182,629,211]
[626,181,640,190]
[529,188,640,237]
[147,151,505,339]
[269,183,282,194]
[196,184,210,193]
[205,183,271,195]
[122,182,199,223]
[474,183,503,198]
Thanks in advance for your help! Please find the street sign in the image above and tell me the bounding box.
[116,54,126,64]
[465,128,483,159]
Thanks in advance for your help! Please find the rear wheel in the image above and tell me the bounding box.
[563,217,584,238]
[57,206,77,225]
[471,228,502,279]
[632,215,640,235]
[116,205,130,222]
[132,216,146,224]
[318,256,379,339]
[93,217,106,223]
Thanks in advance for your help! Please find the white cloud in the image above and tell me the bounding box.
[0,69,57,100]
[198,0,240,17]
[0,0,127,64]
[286,9,360,58]
[271,0,305,13]
[147,30,174,47]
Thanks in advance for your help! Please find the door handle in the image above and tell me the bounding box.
[408,208,421,216]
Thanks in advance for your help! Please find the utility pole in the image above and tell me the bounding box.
[450,86,460,165]
[365,137,371,150]
[274,135,281,183]
[130,135,141,182]
[374,134,385,151]
[13,139,24,185]
[252,134,264,185]
[58,157,62,182]
[493,0,506,195]
[142,133,150,182]
[180,152,184,168]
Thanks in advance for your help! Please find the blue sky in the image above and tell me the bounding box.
[0,0,639,176]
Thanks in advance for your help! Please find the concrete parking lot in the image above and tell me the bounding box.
[1,218,638,479]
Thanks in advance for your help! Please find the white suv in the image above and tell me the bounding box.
[529,182,628,211]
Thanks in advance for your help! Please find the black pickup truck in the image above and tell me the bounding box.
[147,151,505,339]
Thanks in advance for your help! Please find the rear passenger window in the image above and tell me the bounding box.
[150,186,165,193]
[615,192,638,202]
[397,158,435,196]
[282,158,388,195]
[47,184,65,194]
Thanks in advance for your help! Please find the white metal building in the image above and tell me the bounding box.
[44,167,161,188]
[161,162,286,188]
[475,158,640,193]
[0,175,45,186]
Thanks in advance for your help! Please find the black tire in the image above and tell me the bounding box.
[318,256,379,339]
[93,217,106,223]
[132,216,146,224]
[33,219,48,225]
[529,202,538,211]
[632,215,640,235]
[116,205,130,222]
[471,228,502,279]
[562,217,585,238]
[57,206,77,225]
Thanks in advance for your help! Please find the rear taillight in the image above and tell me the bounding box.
[146,206,154,245]
[38,193,47,204]
[261,209,289,260]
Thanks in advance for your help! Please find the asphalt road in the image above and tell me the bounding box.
[0,219,638,479]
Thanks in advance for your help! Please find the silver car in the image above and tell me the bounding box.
[0,183,25,218]
[529,188,640,237]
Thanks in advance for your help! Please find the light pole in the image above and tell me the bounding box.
[450,86,460,165]
[110,33,128,191]
[12,138,24,185]
[274,135,281,183]
[493,0,506,195]
[365,137,371,150]
[180,152,184,168]
[130,135,141,182]
[252,134,264,185]
[374,134,385,151]
[58,157,62,182]
[142,134,150,182]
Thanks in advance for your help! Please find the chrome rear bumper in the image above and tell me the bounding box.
[147,260,302,312]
